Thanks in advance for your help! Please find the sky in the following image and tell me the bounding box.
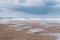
[0,0,60,18]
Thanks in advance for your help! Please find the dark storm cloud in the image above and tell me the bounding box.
[11,1,57,15]
[12,6,50,15]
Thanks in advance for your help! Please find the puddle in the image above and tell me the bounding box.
[23,26,32,29]
[39,22,49,28]
[3,28,13,29]
[9,24,33,31]
[15,28,23,31]
[27,28,45,33]
[14,26,33,31]
[0,21,9,24]
[40,33,60,40]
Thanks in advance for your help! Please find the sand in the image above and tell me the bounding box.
[0,21,60,40]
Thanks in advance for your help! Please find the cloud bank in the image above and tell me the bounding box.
[0,0,60,18]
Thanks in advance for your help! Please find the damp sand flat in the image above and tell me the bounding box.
[0,21,60,40]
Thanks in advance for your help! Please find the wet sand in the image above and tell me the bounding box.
[0,21,60,40]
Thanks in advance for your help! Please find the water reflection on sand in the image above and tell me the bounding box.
[0,20,60,40]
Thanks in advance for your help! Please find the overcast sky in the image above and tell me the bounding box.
[0,0,60,18]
